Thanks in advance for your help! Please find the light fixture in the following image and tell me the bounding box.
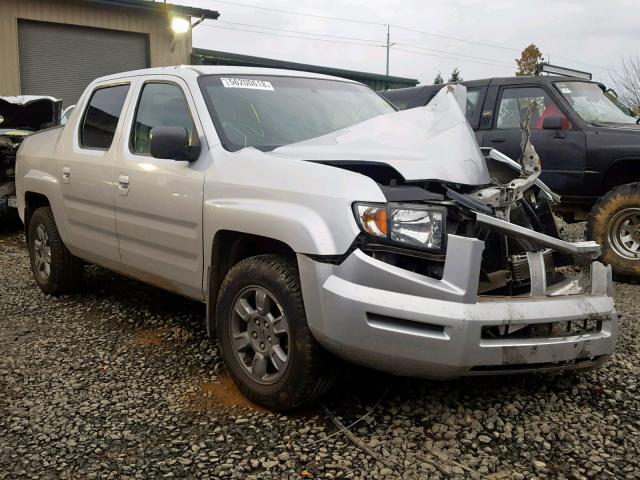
[171,17,190,34]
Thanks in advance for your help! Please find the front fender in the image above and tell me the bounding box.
[202,148,387,270]
[204,197,356,258]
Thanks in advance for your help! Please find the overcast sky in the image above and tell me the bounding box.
[173,0,638,85]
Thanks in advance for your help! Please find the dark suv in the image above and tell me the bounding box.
[382,76,640,278]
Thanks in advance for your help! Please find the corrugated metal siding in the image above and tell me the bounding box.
[0,0,191,96]
[18,20,149,106]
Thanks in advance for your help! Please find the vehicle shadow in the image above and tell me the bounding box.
[328,362,585,412]
[0,214,23,235]
[74,263,593,418]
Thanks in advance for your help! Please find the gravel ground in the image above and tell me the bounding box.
[1,219,640,480]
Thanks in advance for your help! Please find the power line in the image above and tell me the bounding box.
[394,42,514,67]
[200,23,383,47]
[212,19,516,67]
[542,53,612,72]
[392,47,515,70]
[392,25,520,53]
[208,0,610,72]
[209,0,386,26]
[202,22,518,70]
[217,20,381,44]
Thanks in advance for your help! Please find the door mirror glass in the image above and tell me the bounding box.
[149,126,200,161]
[542,115,563,130]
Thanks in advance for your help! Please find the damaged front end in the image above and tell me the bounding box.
[298,84,616,377]
[0,96,62,218]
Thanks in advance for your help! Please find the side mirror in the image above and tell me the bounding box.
[149,126,200,162]
[542,116,563,130]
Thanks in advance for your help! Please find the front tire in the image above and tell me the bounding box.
[215,255,334,410]
[587,182,640,279]
[27,207,83,295]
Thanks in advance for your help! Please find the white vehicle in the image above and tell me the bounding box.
[16,67,617,410]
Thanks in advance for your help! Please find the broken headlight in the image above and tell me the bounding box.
[354,203,446,251]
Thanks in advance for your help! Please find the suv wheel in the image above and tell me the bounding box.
[587,182,640,279]
[27,207,83,294]
[215,255,334,410]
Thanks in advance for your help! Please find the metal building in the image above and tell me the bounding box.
[0,0,219,106]
[192,48,419,91]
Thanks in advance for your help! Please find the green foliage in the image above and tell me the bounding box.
[448,68,462,83]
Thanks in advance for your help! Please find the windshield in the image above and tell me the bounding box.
[199,75,395,151]
[555,81,637,125]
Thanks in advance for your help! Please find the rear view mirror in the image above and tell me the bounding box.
[542,116,563,130]
[150,126,200,161]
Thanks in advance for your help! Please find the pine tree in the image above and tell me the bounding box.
[433,72,444,84]
[448,68,462,83]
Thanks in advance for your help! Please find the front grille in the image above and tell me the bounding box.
[481,317,604,340]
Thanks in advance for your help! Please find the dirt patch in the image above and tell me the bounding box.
[129,326,193,351]
[131,329,167,347]
[188,376,268,413]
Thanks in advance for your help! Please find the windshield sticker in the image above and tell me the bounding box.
[220,78,274,91]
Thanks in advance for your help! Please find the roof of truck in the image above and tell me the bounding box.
[90,65,363,86]
[383,75,601,97]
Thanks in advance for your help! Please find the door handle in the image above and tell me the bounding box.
[490,138,505,143]
[62,166,71,184]
[118,174,130,196]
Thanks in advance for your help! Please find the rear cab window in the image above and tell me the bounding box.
[80,84,130,149]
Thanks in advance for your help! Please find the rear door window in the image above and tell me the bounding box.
[80,84,130,149]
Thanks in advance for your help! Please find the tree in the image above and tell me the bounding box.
[433,72,444,84]
[610,55,640,115]
[515,44,543,76]
[448,68,462,83]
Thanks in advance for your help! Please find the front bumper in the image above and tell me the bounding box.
[298,234,617,378]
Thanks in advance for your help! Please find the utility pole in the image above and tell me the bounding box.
[385,24,391,77]
[384,24,395,89]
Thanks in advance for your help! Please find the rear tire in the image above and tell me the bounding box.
[215,254,334,410]
[586,182,640,279]
[27,207,83,295]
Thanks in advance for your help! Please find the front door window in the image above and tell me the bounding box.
[496,87,571,130]
[130,83,198,155]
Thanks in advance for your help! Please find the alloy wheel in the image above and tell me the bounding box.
[32,224,52,280]
[229,286,290,385]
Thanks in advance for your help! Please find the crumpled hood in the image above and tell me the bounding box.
[269,84,491,186]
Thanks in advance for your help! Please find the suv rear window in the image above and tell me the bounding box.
[80,84,129,149]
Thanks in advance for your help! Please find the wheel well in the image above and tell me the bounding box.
[602,160,640,194]
[24,192,50,227]
[207,231,296,334]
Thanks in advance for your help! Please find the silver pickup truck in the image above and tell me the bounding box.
[16,66,617,410]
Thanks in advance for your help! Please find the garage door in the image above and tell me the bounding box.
[18,20,149,107]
